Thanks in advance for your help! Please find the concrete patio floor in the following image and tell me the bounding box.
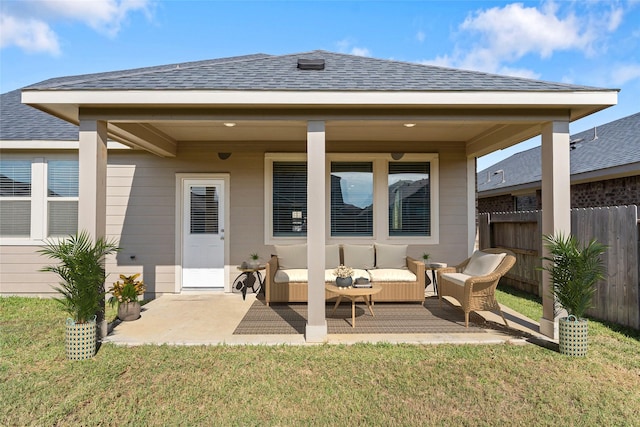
[102,290,556,347]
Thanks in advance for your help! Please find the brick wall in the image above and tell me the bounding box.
[571,175,640,208]
[477,194,514,213]
[479,175,639,213]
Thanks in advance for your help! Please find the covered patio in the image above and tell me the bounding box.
[19,51,618,343]
[103,290,550,346]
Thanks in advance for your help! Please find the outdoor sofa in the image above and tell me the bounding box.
[264,243,425,305]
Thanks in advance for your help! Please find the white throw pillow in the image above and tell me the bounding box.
[275,244,307,269]
[325,244,341,269]
[462,251,506,276]
[374,243,407,269]
[343,244,375,270]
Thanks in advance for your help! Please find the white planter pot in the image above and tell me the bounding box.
[559,315,589,357]
[65,316,97,360]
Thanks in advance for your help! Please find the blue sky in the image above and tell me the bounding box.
[1,0,639,170]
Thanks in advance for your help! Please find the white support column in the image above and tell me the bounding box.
[78,119,109,338]
[539,120,571,339]
[305,120,328,342]
[467,157,478,255]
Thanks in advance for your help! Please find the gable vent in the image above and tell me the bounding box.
[297,58,325,70]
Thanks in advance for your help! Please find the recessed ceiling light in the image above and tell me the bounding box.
[223,122,236,127]
[403,123,416,128]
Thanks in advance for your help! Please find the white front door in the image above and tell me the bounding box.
[182,179,225,288]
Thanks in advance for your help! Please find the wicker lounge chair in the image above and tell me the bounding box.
[437,248,516,327]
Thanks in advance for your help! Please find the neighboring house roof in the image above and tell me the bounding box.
[0,89,78,140]
[24,50,604,92]
[477,112,640,195]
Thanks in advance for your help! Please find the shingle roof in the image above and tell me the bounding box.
[477,112,640,192]
[24,50,605,92]
[0,89,78,140]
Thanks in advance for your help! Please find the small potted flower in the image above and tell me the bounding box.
[108,273,145,321]
[334,264,354,288]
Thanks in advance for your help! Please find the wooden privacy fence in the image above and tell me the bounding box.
[478,205,639,330]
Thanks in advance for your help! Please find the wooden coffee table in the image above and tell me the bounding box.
[325,283,382,327]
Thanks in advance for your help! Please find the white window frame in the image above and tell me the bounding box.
[264,152,439,245]
[0,154,79,245]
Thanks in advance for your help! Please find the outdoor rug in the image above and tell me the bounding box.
[233,297,486,335]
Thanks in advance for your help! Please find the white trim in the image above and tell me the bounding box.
[32,158,46,239]
[174,173,230,293]
[0,140,129,150]
[263,153,307,245]
[0,154,78,245]
[264,152,440,245]
[22,89,619,108]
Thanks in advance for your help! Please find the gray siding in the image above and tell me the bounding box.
[1,143,471,296]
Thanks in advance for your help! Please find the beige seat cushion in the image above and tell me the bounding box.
[274,269,337,283]
[368,268,416,283]
[374,243,407,269]
[343,244,375,270]
[462,251,506,276]
[274,244,307,269]
[440,272,471,286]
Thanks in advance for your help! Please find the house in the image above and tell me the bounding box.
[478,112,640,213]
[0,50,618,341]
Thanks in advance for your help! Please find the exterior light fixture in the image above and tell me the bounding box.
[223,122,236,127]
[403,123,416,128]
[218,153,232,160]
[391,153,405,160]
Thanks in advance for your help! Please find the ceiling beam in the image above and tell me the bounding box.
[108,123,177,157]
[78,107,573,123]
[466,123,542,158]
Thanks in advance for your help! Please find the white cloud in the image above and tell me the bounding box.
[420,1,626,76]
[460,2,597,61]
[416,30,425,43]
[336,38,371,57]
[496,66,541,80]
[350,47,371,57]
[0,13,60,55]
[610,63,640,86]
[0,0,153,55]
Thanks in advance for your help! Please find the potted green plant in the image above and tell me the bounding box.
[39,231,119,360]
[541,233,607,356]
[248,252,260,269]
[108,273,145,321]
[422,252,430,263]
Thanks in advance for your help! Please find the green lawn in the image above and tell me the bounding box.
[2,291,639,426]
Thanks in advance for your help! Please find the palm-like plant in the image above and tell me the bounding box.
[39,231,120,323]
[541,233,607,319]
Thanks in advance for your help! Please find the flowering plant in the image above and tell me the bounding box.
[108,273,145,306]
[333,265,354,278]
